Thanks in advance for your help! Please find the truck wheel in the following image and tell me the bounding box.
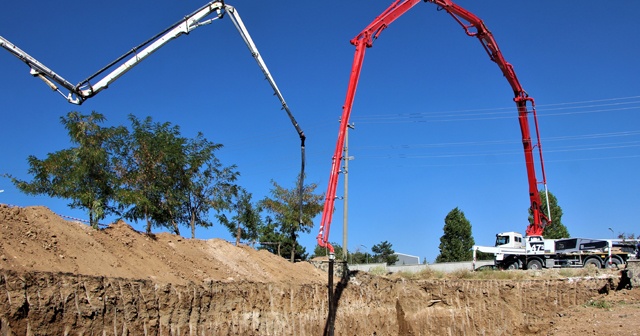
[527,259,543,270]
[584,258,602,269]
[605,257,622,268]
[506,262,518,270]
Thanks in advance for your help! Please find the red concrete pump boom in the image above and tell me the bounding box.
[317,0,551,255]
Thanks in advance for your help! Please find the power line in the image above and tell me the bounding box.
[353,130,640,151]
[350,96,640,124]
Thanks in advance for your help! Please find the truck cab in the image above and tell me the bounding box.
[495,232,524,248]
[495,232,554,255]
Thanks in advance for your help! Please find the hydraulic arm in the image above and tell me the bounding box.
[1,1,307,224]
[317,0,550,254]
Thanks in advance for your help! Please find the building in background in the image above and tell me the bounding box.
[393,252,421,265]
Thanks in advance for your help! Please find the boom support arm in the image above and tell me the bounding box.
[1,0,307,225]
[317,0,550,254]
[428,0,550,235]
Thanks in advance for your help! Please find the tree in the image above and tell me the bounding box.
[114,115,186,234]
[114,116,239,236]
[180,133,239,239]
[529,190,570,239]
[256,217,282,255]
[256,216,309,260]
[349,247,372,264]
[436,207,475,262]
[219,188,262,245]
[260,175,324,262]
[350,251,371,264]
[9,112,122,229]
[371,241,398,265]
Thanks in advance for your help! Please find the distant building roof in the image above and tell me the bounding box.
[393,252,421,265]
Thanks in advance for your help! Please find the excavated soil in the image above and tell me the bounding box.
[1,204,639,335]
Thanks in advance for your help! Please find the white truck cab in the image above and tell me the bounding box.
[494,231,555,255]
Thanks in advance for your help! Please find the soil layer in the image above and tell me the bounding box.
[1,205,639,335]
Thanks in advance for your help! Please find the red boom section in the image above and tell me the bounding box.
[317,0,550,253]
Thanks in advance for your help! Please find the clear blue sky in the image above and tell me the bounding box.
[1,1,638,263]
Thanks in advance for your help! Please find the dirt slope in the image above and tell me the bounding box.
[0,204,324,285]
[1,204,639,335]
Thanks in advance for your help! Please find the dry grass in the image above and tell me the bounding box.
[393,268,447,280]
[387,266,621,281]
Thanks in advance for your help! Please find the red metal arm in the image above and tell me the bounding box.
[316,0,423,255]
[429,0,550,235]
[317,0,550,254]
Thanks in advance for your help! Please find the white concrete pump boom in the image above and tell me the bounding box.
[1,2,289,108]
[1,0,307,224]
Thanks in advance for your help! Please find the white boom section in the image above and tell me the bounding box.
[1,1,307,223]
[225,6,305,141]
[83,3,227,101]
[0,1,296,115]
[0,36,76,100]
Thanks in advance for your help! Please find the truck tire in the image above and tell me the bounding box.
[605,257,623,268]
[584,258,602,269]
[527,259,543,270]
[505,262,518,270]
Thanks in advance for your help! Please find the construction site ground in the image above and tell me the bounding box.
[1,204,639,335]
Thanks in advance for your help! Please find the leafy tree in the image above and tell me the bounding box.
[256,217,282,254]
[260,175,324,262]
[311,243,344,260]
[114,115,187,234]
[256,217,309,260]
[179,133,239,238]
[349,251,372,264]
[528,190,570,239]
[219,188,262,245]
[436,207,475,262]
[115,116,239,237]
[9,112,122,228]
[371,240,398,265]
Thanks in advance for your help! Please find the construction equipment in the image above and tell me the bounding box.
[1,1,307,223]
[474,231,631,270]
[316,0,550,256]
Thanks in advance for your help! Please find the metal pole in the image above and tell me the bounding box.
[327,258,335,336]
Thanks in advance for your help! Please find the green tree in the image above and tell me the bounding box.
[350,251,371,264]
[528,190,570,239]
[436,207,475,262]
[9,112,122,229]
[256,217,282,255]
[114,116,239,237]
[349,247,372,264]
[114,115,186,234]
[219,188,262,245]
[260,175,324,262]
[180,133,239,239]
[256,216,309,260]
[371,241,398,265]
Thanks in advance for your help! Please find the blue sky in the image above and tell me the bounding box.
[1,1,638,263]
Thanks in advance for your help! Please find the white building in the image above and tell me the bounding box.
[393,252,421,265]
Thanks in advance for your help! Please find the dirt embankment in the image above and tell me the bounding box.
[1,204,639,335]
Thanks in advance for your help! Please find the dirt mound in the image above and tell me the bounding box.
[0,204,325,285]
[1,204,640,335]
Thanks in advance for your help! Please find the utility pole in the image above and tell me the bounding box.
[343,123,355,263]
